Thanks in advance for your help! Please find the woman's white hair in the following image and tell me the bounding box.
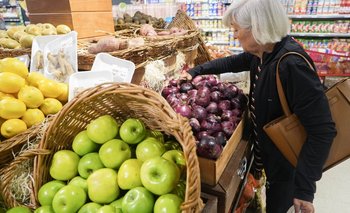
[223,0,290,45]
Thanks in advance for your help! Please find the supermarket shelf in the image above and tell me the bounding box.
[191,16,223,20]
[289,33,350,38]
[288,14,350,19]
[4,18,21,22]
[318,73,350,77]
[229,47,243,52]
[201,28,229,32]
[207,41,229,45]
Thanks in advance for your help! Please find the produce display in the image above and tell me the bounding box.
[0,57,67,139]
[0,24,71,49]
[162,75,247,160]
[115,11,166,29]
[28,115,185,213]
[88,37,145,54]
[139,24,188,37]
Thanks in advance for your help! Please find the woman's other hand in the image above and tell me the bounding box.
[180,71,193,81]
[294,198,315,213]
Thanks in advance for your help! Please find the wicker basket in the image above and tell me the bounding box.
[0,48,31,59]
[32,83,203,212]
[167,10,212,65]
[0,117,53,168]
[0,148,51,209]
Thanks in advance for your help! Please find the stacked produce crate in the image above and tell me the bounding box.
[25,0,114,39]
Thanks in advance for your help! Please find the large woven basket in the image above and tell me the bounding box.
[33,83,203,212]
[0,48,31,59]
[0,148,51,209]
[167,10,212,65]
[0,117,53,168]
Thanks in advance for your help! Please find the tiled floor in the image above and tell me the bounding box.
[314,159,350,213]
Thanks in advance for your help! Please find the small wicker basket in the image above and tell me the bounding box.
[0,48,31,59]
[32,83,203,212]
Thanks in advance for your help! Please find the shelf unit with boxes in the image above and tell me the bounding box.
[0,1,24,29]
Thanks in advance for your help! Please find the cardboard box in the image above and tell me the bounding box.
[198,120,244,186]
[26,0,112,13]
[29,12,114,39]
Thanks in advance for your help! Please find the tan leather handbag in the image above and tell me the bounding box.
[263,52,350,171]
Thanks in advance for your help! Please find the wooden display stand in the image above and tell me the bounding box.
[26,0,114,39]
[201,139,253,213]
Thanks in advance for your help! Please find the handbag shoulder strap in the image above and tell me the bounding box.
[276,52,315,116]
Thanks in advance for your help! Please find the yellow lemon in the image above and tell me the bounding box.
[0,92,15,100]
[0,72,25,94]
[57,83,68,103]
[40,98,62,115]
[0,98,26,119]
[1,119,27,138]
[38,79,63,98]
[26,72,45,88]
[21,108,45,128]
[18,86,44,108]
[0,57,29,78]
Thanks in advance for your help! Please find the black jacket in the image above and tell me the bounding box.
[189,36,337,202]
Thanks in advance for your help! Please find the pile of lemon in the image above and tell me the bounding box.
[0,57,68,139]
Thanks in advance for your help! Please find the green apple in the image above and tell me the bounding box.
[117,159,142,190]
[140,157,180,195]
[136,137,165,162]
[77,202,101,213]
[119,118,147,144]
[86,115,119,144]
[49,150,80,181]
[99,139,131,169]
[68,176,88,193]
[110,196,123,210]
[122,187,154,213]
[162,150,186,174]
[52,185,86,213]
[72,130,99,156]
[38,180,66,206]
[78,152,104,178]
[6,206,31,213]
[87,168,119,204]
[154,194,183,213]
[96,205,115,213]
[34,206,54,213]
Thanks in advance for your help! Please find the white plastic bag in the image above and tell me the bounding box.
[44,31,78,83]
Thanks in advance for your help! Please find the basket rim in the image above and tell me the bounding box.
[33,83,204,212]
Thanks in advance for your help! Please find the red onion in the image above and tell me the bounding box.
[166,94,180,108]
[231,108,242,117]
[180,82,193,93]
[207,75,218,86]
[221,110,234,121]
[195,87,211,107]
[175,104,192,118]
[218,100,231,112]
[206,102,219,114]
[192,76,203,84]
[223,84,238,99]
[221,121,236,137]
[197,136,223,160]
[210,86,219,92]
[189,118,201,133]
[194,80,210,89]
[214,131,227,146]
[192,105,207,122]
[176,93,188,102]
[207,114,221,123]
[162,86,179,98]
[169,79,178,87]
[210,91,222,102]
[197,131,209,140]
[230,98,241,109]
[218,82,227,92]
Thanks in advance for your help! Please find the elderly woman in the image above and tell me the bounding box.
[182,0,336,212]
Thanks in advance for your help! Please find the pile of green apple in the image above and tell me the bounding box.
[9,115,187,213]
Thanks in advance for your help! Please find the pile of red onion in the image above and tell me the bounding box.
[162,75,247,160]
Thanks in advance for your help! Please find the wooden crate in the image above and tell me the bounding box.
[201,192,218,213]
[26,0,112,13]
[198,120,244,186]
[29,12,114,39]
[201,139,253,213]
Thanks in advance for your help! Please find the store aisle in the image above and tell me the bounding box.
[314,160,350,213]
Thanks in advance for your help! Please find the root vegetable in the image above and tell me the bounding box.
[88,37,128,54]
[157,31,171,36]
